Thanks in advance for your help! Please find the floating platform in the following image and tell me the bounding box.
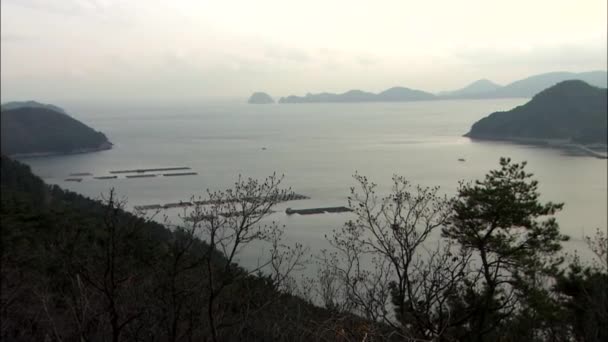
[133,193,309,211]
[163,202,193,209]
[110,167,191,174]
[285,206,352,215]
[268,193,309,201]
[64,178,83,182]
[126,174,157,178]
[163,172,198,177]
[564,144,608,159]
[133,201,195,211]
[69,172,92,176]
[94,176,118,180]
[134,204,162,210]
[183,210,274,221]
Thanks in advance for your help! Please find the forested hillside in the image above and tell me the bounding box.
[0,155,372,341]
[1,156,606,341]
[1,106,112,156]
[466,80,608,144]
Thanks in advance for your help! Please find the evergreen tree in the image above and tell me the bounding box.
[442,157,568,341]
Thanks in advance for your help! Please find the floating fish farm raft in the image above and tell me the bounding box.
[94,176,118,179]
[285,206,352,215]
[67,166,199,182]
[126,174,157,178]
[183,210,275,221]
[163,172,198,177]
[133,193,309,211]
[110,167,191,174]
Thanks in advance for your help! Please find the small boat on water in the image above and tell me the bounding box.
[458,158,466,162]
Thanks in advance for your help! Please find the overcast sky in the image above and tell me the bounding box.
[1,0,606,104]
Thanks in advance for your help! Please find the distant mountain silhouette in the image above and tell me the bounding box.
[492,71,607,98]
[438,79,502,98]
[465,80,607,144]
[278,71,606,103]
[278,87,435,103]
[376,87,436,101]
[1,104,112,156]
[248,92,275,104]
[441,71,607,99]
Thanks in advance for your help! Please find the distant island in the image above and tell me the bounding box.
[1,103,112,157]
[465,80,607,153]
[438,71,607,99]
[248,92,275,104]
[278,87,435,103]
[275,70,607,103]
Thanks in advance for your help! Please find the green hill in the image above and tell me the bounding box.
[465,80,607,144]
[1,105,112,156]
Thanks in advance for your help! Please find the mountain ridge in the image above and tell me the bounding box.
[274,70,607,103]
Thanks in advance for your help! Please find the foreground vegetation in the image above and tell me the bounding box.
[1,156,606,341]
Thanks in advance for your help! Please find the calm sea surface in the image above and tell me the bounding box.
[19,99,608,265]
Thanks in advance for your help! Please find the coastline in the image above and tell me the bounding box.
[9,142,113,159]
[464,135,608,159]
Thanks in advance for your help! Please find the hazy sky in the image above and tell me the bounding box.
[1,0,606,103]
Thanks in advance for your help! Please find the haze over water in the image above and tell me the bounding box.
[19,99,608,264]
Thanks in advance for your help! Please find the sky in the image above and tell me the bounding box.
[1,0,607,104]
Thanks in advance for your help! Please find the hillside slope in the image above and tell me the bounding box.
[465,80,607,144]
[0,156,380,341]
[1,106,112,156]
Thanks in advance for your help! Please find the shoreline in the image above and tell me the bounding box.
[9,143,113,159]
[465,135,608,159]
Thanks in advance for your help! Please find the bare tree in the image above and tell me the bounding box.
[317,173,469,340]
[585,228,608,271]
[174,173,308,342]
[65,189,158,342]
